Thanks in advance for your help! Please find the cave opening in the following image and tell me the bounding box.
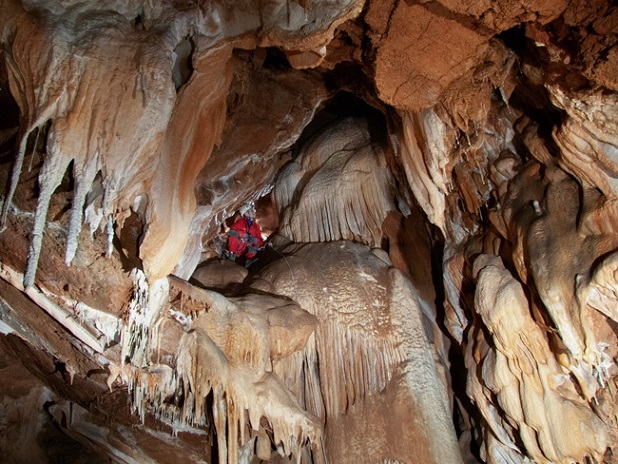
[172,36,195,90]
[497,24,568,159]
[0,73,20,169]
[0,82,19,137]
[262,47,292,70]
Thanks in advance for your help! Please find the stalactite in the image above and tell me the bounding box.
[275,305,406,419]
[0,2,75,231]
[112,277,323,463]
[550,87,618,198]
[65,158,100,265]
[0,1,179,286]
[396,109,456,232]
[121,269,168,368]
[0,126,36,230]
[24,153,72,288]
[175,338,321,464]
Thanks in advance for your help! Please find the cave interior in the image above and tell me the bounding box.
[0,1,617,463]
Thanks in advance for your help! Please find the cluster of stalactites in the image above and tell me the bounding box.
[0,1,178,287]
[0,0,367,288]
[114,275,322,464]
[253,240,463,463]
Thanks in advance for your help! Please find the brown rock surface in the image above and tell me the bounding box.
[368,2,490,111]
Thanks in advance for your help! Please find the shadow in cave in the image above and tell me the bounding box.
[497,24,569,160]
[290,90,388,160]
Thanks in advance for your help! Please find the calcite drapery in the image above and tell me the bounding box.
[256,105,463,463]
[275,116,395,247]
[471,254,612,463]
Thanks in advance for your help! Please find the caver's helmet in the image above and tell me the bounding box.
[239,202,255,217]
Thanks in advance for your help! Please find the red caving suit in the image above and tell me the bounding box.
[227,217,263,261]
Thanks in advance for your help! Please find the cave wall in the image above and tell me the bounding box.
[0,0,617,463]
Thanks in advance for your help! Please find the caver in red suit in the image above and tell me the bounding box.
[227,204,263,264]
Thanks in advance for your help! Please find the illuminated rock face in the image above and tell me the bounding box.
[1,1,617,463]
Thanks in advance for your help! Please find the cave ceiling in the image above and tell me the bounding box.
[0,0,617,463]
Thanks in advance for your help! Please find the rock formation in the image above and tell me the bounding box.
[0,0,616,463]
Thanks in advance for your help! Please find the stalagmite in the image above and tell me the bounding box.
[252,240,462,463]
